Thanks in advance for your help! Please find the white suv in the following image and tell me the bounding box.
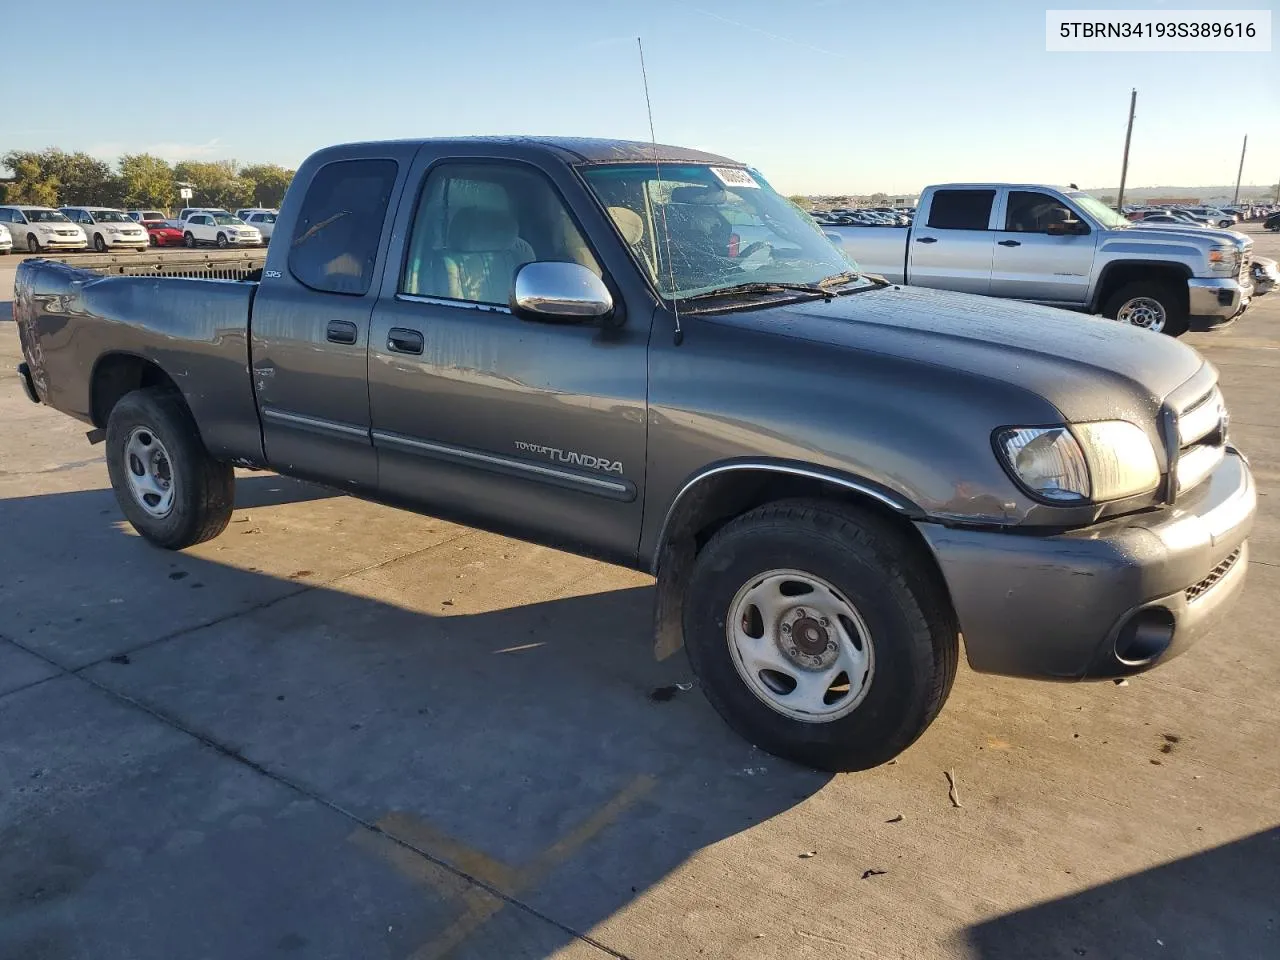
[239,210,277,241]
[61,207,150,252]
[0,206,88,252]
[182,212,262,248]
[0,222,11,254]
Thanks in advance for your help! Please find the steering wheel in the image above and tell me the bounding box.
[735,241,773,270]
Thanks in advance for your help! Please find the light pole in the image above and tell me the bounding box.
[1115,88,1137,211]
[1231,135,1247,206]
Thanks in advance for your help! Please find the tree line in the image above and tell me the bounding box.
[1,149,295,212]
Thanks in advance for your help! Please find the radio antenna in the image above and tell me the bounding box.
[637,37,683,346]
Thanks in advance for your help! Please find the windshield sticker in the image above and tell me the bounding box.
[710,167,760,189]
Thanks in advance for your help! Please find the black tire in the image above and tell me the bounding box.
[184,231,195,248]
[216,232,228,249]
[1102,280,1189,337]
[27,234,41,254]
[149,233,158,247]
[105,387,234,550]
[683,500,958,771]
[93,233,107,253]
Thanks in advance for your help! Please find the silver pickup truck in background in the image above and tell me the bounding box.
[827,184,1254,336]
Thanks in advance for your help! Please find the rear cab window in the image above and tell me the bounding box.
[288,159,399,296]
[927,190,995,230]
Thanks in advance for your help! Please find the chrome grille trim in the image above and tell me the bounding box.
[1178,387,1226,447]
[1176,443,1225,495]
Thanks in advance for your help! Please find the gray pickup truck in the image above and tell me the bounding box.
[14,137,1256,770]
[828,183,1255,336]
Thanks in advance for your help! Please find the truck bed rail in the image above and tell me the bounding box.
[37,249,265,281]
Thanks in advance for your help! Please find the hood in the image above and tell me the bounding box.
[31,220,83,233]
[722,283,1206,426]
[143,221,180,232]
[1125,223,1249,247]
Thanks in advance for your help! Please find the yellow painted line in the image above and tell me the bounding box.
[349,773,656,960]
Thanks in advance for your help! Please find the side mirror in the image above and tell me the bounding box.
[511,261,614,323]
[823,231,844,246]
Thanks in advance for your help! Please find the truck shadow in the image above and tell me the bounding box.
[963,827,1280,959]
[0,480,831,960]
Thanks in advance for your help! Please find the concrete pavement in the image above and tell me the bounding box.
[2,233,1278,960]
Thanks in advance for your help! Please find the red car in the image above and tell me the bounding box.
[141,219,185,247]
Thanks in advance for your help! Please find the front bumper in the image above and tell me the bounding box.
[103,235,149,247]
[38,237,87,249]
[1188,276,1252,321]
[916,449,1255,680]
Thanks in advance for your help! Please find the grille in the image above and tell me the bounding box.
[1173,386,1227,497]
[1185,548,1241,603]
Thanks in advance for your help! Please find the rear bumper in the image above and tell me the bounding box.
[1188,276,1252,321]
[916,449,1255,680]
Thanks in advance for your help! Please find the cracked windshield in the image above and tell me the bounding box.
[581,163,857,299]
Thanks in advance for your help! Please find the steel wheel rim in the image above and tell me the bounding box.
[726,569,875,723]
[124,426,176,518]
[1116,296,1167,332]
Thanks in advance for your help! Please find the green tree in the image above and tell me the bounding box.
[240,163,295,208]
[118,154,176,210]
[1,152,60,205]
[869,192,889,203]
[42,150,121,205]
[174,159,254,209]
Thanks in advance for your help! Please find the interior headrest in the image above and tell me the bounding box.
[608,206,644,246]
[449,207,518,252]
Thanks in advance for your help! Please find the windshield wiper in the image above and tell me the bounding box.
[679,281,835,303]
[818,270,890,291]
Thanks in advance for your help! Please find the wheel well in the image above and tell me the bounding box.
[651,468,954,660]
[90,354,180,428]
[1096,263,1190,312]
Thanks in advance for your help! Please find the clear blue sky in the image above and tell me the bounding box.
[3,0,1275,194]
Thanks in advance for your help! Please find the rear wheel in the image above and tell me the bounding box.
[184,231,195,248]
[1103,281,1189,337]
[682,500,958,771]
[105,387,234,550]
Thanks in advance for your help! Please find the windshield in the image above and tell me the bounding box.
[91,210,131,222]
[141,212,166,221]
[580,163,854,300]
[1067,193,1130,229]
[212,214,244,225]
[24,209,71,223]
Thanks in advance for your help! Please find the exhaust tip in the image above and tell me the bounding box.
[1114,607,1175,666]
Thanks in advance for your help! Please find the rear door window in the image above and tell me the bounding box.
[288,158,399,296]
[927,190,995,230]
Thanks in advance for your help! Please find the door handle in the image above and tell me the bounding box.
[326,320,358,345]
[387,327,424,355]
[998,239,1022,247]
[915,236,938,244]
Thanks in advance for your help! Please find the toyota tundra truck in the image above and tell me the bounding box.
[827,184,1254,336]
[13,137,1256,771]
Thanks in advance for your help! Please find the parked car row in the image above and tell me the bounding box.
[1124,203,1278,228]
[0,204,279,252]
[813,207,913,227]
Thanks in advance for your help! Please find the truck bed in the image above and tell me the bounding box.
[15,255,265,463]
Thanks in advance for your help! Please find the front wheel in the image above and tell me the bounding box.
[27,234,41,254]
[1103,281,1189,337]
[683,500,958,771]
[216,232,228,248]
[105,387,234,549]
[184,231,195,248]
[93,233,107,253]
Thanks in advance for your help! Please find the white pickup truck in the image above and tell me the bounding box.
[827,184,1254,336]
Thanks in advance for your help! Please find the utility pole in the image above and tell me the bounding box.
[1231,134,1247,205]
[1115,88,1137,211]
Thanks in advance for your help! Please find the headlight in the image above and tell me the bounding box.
[106,226,121,234]
[1208,245,1238,274]
[996,421,1159,503]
